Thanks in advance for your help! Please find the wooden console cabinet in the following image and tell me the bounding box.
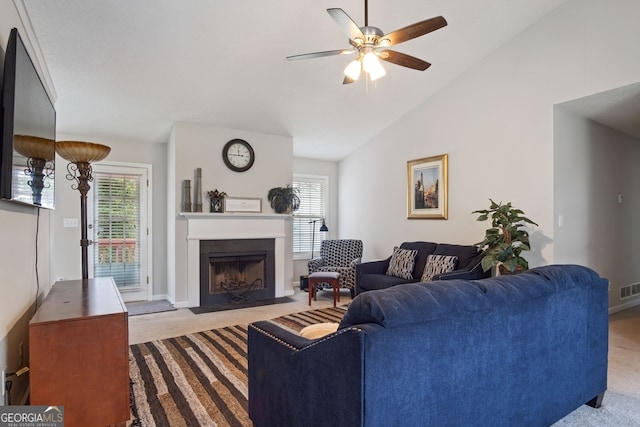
[29,278,129,427]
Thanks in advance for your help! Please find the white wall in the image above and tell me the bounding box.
[0,3,54,404]
[338,0,640,282]
[52,132,167,296]
[554,107,640,310]
[168,122,294,306]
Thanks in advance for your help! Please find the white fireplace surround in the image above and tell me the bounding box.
[181,213,291,307]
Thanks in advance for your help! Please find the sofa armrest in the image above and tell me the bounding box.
[436,258,489,281]
[308,257,324,273]
[248,322,365,427]
[355,258,390,295]
[357,258,389,275]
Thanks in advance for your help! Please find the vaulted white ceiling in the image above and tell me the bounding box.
[22,0,571,161]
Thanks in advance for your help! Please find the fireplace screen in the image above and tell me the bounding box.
[209,253,266,301]
[200,238,276,306]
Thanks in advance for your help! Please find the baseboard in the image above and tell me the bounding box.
[152,293,169,301]
[173,301,190,309]
[609,298,640,314]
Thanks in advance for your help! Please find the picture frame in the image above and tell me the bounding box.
[407,154,448,219]
[224,197,262,213]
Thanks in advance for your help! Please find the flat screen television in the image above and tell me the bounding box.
[1,27,56,209]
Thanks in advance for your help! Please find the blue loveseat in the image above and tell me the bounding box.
[248,265,608,427]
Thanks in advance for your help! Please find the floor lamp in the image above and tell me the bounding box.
[309,218,329,258]
[13,135,55,206]
[56,141,111,281]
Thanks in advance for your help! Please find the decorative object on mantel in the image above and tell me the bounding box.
[181,180,192,212]
[56,140,111,280]
[207,189,227,213]
[193,167,203,212]
[225,197,262,213]
[267,185,300,214]
[473,199,538,275]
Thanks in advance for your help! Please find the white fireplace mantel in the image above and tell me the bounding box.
[181,212,292,307]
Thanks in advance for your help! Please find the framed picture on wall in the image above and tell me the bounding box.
[407,154,448,219]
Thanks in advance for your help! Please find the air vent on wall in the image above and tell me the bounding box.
[620,283,640,300]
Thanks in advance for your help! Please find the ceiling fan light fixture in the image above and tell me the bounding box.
[363,52,385,81]
[344,59,362,81]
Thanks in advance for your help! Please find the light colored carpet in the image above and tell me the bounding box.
[552,390,640,426]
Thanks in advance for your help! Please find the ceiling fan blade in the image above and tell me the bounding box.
[327,8,365,43]
[378,50,431,71]
[286,49,354,61]
[380,16,447,47]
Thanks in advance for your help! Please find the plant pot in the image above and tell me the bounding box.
[498,264,524,275]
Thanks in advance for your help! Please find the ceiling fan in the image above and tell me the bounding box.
[286,0,447,84]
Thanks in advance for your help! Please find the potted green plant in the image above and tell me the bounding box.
[207,189,227,213]
[473,199,538,275]
[267,185,300,214]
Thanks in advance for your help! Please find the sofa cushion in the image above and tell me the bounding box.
[386,248,418,280]
[299,322,339,339]
[433,243,481,269]
[359,273,410,292]
[421,254,458,281]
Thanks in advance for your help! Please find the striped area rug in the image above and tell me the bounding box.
[128,306,347,426]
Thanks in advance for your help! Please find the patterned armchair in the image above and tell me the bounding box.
[308,239,363,298]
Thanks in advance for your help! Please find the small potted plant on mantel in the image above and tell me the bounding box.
[207,189,227,213]
[267,185,300,214]
[473,199,538,275]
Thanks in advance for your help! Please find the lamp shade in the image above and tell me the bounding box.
[14,135,55,161]
[56,140,111,163]
[344,59,362,81]
[320,219,328,232]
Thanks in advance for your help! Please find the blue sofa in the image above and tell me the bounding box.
[356,241,490,295]
[248,265,608,427]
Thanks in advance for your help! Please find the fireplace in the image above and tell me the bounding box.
[200,238,275,306]
[182,212,290,308]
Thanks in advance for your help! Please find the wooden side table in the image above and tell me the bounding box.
[30,278,130,427]
[308,272,341,307]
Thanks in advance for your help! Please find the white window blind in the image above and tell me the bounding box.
[92,172,141,287]
[293,175,327,257]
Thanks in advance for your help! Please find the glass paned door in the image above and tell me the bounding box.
[88,164,150,301]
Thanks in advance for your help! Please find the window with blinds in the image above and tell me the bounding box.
[92,172,141,287]
[293,175,328,258]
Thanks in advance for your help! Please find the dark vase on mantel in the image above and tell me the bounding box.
[210,198,224,213]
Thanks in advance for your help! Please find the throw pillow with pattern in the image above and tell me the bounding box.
[386,248,418,280]
[421,254,459,281]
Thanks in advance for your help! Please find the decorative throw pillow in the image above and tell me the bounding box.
[386,248,418,280]
[299,322,339,339]
[421,254,459,281]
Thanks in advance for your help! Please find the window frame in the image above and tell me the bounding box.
[292,174,329,261]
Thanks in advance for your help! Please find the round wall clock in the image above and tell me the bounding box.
[222,139,255,172]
